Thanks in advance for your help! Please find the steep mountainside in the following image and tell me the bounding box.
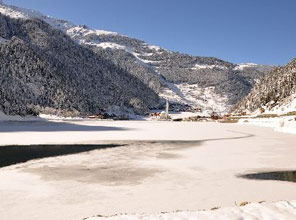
[0,2,274,116]
[234,58,296,114]
[0,14,159,116]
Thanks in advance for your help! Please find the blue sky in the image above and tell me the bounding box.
[4,0,296,65]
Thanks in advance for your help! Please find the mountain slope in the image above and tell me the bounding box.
[0,2,274,115]
[0,14,159,116]
[70,26,273,113]
[234,58,296,114]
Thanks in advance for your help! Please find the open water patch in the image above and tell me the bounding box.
[0,144,121,168]
[239,171,296,183]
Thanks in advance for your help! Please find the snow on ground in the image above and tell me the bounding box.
[167,111,205,120]
[237,93,296,134]
[0,110,42,122]
[238,116,296,134]
[86,200,296,220]
[263,93,296,115]
[0,121,296,220]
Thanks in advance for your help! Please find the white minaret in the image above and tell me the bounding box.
[165,99,169,119]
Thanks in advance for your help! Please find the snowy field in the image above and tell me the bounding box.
[0,120,296,220]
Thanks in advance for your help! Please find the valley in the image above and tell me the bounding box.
[0,1,295,220]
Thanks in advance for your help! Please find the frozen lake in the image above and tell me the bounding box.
[0,120,295,220]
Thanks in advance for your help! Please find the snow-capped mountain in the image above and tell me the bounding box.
[234,58,296,114]
[65,25,273,114]
[0,1,274,116]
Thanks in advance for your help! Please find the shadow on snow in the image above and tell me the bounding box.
[0,121,130,132]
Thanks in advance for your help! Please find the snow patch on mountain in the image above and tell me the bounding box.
[145,44,162,51]
[265,93,296,114]
[191,63,228,70]
[94,42,127,50]
[234,63,274,73]
[160,84,231,114]
[234,63,259,70]
[0,4,26,19]
[66,26,91,39]
[236,98,296,117]
[67,26,118,39]
[95,29,118,36]
[132,52,161,67]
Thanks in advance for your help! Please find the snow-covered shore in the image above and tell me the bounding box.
[238,116,296,134]
[86,200,296,220]
[236,93,296,134]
